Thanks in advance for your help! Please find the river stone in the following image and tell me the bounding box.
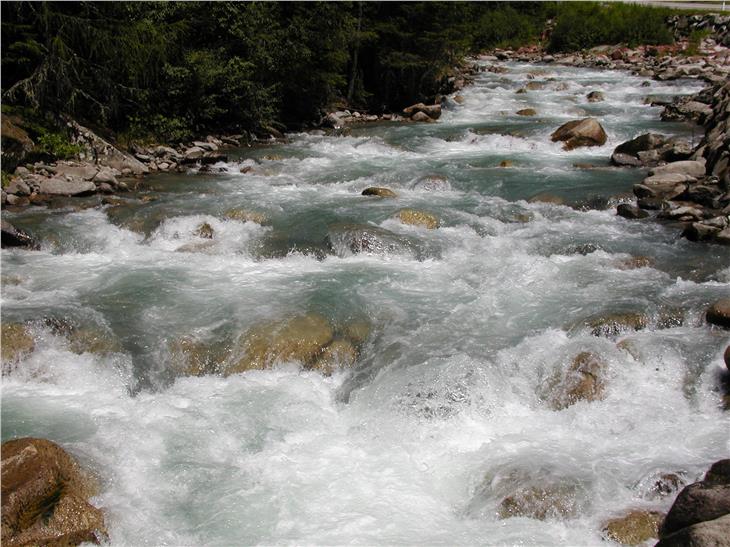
[660,459,730,538]
[525,81,544,91]
[310,339,359,375]
[412,174,451,192]
[226,314,334,374]
[362,187,397,198]
[499,160,514,168]
[394,209,440,229]
[617,204,649,219]
[543,351,606,410]
[1,219,38,249]
[0,437,107,546]
[706,299,730,328]
[650,160,706,179]
[683,222,722,243]
[194,222,214,239]
[453,95,465,104]
[587,90,605,102]
[341,320,372,345]
[402,103,441,120]
[602,510,664,545]
[224,209,268,224]
[325,223,416,257]
[516,108,537,116]
[588,312,648,337]
[169,337,222,377]
[1,323,34,366]
[550,118,607,150]
[68,328,121,356]
[411,111,433,123]
[613,133,667,157]
[656,514,730,547]
[38,177,96,196]
[5,177,30,196]
[633,180,687,201]
[528,193,565,205]
[616,255,654,270]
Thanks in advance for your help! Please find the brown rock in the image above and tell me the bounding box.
[310,339,359,375]
[499,160,514,168]
[516,108,537,116]
[498,483,582,520]
[342,320,372,345]
[550,118,608,151]
[169,336,224,377]
[587,91,605,102]
[616,256,654,270]
[542,351,606,410]
[602,510,664,545]
[1,438,107,546]
[393,209,440,229]
[411,111,433,123]
[617,204,650,219]
[223,209,268,224]
[67,328,121,356]
[525,81,544,91]
[656,514,730,547]
[706,299,730,328]
[194,222,214,239]
[724,346,729,371]
[1,323,34,366]
[453,95,465,104]
[528,193,565,205]
[225,314,334,375]
[588,312,648,337]
[362,187,397,198]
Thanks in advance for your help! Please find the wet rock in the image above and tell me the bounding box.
[0,437,107,546]
[175,241,216,254]
[706,299,730,328]
[223,209,268,224]
[683,222,722,242]
[633,178,688,201]
[37,177,96,196]
[616,255,654,270]
[588,312,648,337]
[225,313,334,374]
[516,108,537,116]
[656,514,730,547]
[650,160,706,179]
[194,222,214,239]
[411,111,433,123]
[499,160,514,168]
[1,220,38,249]
[659,205,706,222]
[1,323,34,367]
[5,178,30,196]
[68,328,122,356]
[542,351,606,410]
[587,90,605,102]
[725,345,730,371]
[325,223,417,257]
[602,510,664,545]
[611,133,668,166]
[525,81,544,91]
[453,95,465,104]
[169,336,222,377]
[393,209,440,229]
[611,153,644,167]
[617,204,650,219]
[550,118,607,150]
[362,187,397,198]
[402,103,441,120]
[659,459,730,538]
[412,174,451,192]
[528,193,565,205]
[639,472,688,500]
[341,320,372,345]
[310,339,359,375]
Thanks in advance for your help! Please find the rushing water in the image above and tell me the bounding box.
[2,61,729,546]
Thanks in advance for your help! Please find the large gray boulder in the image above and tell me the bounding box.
[649,160,706,179]
[37,177,96,196]
[1,220,39,249]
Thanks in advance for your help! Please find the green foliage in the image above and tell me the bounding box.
[685,29,711,56]
[35,131,82,160]
[1,171,12,189]
[548,2,673,52]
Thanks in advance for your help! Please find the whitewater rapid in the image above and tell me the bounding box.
[2,61,729,546]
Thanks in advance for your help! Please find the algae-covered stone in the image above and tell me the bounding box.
[602,510,664,545]
[393,209,440,229]
[362,187,397,198]
[1,323,34,366]
[226,314,334,375]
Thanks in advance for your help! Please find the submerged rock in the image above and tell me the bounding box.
[542,351,606,410]
[587,312,648,337]
[1,323,34,367]
[310,339,359,375]
[411,174,451,192]
[225,313,334,375]
[550,118,607,151]
[516,108,537,116]
[362,187,397,198]
[616,204,649,219]
[393,209,440,229]
[587,90,605,102]
[223,209,268,224]
[1,437,107,546]
[325,223,419,257]
[194,222,214,239]
[602,510,664,545]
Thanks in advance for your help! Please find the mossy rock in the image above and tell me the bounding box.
[1,323,34,366]
[223,209,268,225]
[393,209,440,229]
[226,313,334,375]
[362,187,397,198]
[602,510,664,545]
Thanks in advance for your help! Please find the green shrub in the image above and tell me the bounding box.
[548,2,673,52]
[2,171,12,188]
[685,29,711,56]
[35,131,82,160]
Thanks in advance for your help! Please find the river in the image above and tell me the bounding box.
[2,61,729,546]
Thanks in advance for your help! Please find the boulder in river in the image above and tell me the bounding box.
[1,437,107,546]
[587,312,648,337]
[1,220,38,249]
[706,299,730,328]
[542,351,606,410]
[516,108,537,116]
[362,187,397,198]
[587,91,605,102]
[610,133,669,167]
[410,111,433,123]
[1,323,35,368]
[550,118,607,151]
[616,204,649,219]
[223,209,268,225]
[402,103,441,120]
[658,459,730,543]
[411,174,451,192]
[310,339,359,375]
[225,313,334,375]
[602,510,664,545]
[194,222,214,239]
[393,209,440,230]
[325,223,418,257]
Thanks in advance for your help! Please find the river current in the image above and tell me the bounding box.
[2,61,729,546]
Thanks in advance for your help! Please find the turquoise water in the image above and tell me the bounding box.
[2,62,729,546]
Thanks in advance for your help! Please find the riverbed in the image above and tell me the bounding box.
[2,61,729,545]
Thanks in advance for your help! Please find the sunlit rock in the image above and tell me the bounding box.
[393,209,440,230]
[602,510,664,545]
[1,323,34,368]
[516,108,537,116]
[362,187,397,198]
[550,118,607,150]
[587,312,649,337]
[706,299,730,328]
[1,437,107,546]
[223,209,268,224]
[310,339,359,375]
[541,351,606,410]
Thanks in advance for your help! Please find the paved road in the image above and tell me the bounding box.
[628,0,728,11]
